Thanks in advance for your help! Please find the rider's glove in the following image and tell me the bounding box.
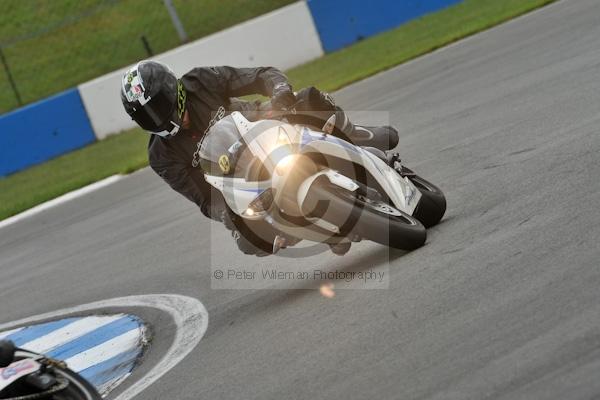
[220,209,270,257]
[232,230,270,257]
[271,82,296,110]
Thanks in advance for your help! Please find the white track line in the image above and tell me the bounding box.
[98,375,132,397]
[0,294,209,400]
[22,315,124,354]
[0,327,23,340]
[0,175,123,230]
[65,328,144,372]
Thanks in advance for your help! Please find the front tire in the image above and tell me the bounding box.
[303,179,426,250]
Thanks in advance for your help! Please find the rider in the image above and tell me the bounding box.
[120,60,399,256]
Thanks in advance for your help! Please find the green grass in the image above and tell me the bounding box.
[0,0,558,221]
[0,0,295,113]
[286,0,557,91]
[0,130,148,220]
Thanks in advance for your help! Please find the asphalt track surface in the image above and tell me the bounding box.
[1,0,599,398]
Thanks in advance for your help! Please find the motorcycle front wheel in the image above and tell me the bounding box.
[303,178,427,250]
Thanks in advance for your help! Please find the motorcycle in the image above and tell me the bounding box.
[198,108,446,253]
[0,340,101,400]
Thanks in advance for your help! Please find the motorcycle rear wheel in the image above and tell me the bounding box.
[408,174,446,228]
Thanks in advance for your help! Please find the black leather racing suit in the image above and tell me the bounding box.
[148,66,398,255]
[149,67,284,219]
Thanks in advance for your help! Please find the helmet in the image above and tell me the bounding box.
[120,60,186,138]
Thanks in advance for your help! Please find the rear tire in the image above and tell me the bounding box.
[409,175,446,228]
[303,179,426,250]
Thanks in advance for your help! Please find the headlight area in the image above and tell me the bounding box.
[243,188,275,217]
[275,154,298,176]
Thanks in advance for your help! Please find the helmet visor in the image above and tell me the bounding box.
[131,89,177,133]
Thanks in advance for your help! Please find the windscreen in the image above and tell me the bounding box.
[198,115,253,177]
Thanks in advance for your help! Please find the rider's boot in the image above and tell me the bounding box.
[297,88,399,151]
[333,108,399,151]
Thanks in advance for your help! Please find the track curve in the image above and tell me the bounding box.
[1,0,599,398]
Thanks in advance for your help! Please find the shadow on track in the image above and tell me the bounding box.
[206,245,410,331]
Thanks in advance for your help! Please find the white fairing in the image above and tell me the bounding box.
[295,128,421,214]
[297,169,360,209]
[204,174,270,219]
[203,112,421,232]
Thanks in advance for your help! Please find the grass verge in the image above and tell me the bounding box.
[0,0,557,221]
[0,0,295,113]
[0,131,148,220]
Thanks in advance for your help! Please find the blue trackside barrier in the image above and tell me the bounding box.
[0,88,96,176]
[306,0,463,52]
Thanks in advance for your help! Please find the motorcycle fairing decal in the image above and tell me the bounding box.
[0,359,41,391]
[300,127,358,155]
[403,177,418,206]
[192,106,227,168]
[236,188,264,193]
[300,128,384,174]
[218,154,231,174]
[300,127,322,147]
